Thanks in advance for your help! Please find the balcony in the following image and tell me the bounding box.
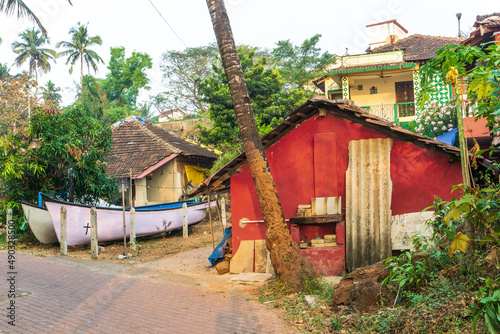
[361,102,416,126]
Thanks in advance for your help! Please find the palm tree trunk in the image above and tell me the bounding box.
[80,55,83,94]
[205,0,316,289]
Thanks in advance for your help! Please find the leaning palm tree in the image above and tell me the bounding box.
[57,22,103,93]
[205,0,316,289]
[40,80,62,105]
[0,0,72,36]
[12,28,56,93]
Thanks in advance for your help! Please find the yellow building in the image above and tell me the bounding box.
[314,20,462,127]
[107,117,217,206]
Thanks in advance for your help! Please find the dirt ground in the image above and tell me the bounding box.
[3,208,264,294]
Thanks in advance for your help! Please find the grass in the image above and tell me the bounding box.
[256,274,484,333]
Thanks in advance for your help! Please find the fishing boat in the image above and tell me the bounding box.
[20,201,58,244]
[42,194,212,246]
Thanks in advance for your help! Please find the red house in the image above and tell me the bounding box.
[192,99,465,275]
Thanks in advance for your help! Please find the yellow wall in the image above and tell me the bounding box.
[147,160,184,204]
[135,177,148,206]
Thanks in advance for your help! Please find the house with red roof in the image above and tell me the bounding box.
[314,20,462,129]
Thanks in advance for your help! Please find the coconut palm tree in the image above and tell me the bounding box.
[40,80,62,105]
[205,0,316,289]
[0,0,72,37]
[12,28,56,92]
[57,22,103,93]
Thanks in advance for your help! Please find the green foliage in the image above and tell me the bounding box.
[197,47,308,148]
[159,45,218,114]
[415,100,458,138]
[102,46,152,107]
[57,22,103,88]
[383,251,430,301]
[272,34,336,89]
[0,104,117,210]
[78,47,153,124]
[418,43,500,129]
[471,278,500,334]
[12,28,56,79]
[40,80,62,105]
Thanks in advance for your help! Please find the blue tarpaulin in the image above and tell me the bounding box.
[208,227,232,267]
[435,128,458,146]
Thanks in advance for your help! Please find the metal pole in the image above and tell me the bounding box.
[122,181,127,256]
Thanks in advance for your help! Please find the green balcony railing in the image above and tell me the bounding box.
[395,102,415,119]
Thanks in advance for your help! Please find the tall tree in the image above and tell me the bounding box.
[40,80,62,106]
[0,73,34,135]
[205,0,316,289]
[272,34,336,89]
[11,28,56,92]
[159,45,218,114]
[102,46,152,106]
[57,22,104,92]
[198,47,307,148]
[0,103,117,206]
[0,0,72,37]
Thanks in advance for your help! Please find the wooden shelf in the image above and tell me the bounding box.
[290,215,343,225]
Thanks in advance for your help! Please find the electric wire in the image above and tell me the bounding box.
[146,0,188,48]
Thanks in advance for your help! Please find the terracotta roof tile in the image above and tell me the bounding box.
[107,120,217,178]
[372,34,463,61]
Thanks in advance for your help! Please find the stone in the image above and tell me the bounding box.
[304,295,319,307]
[333,261,391,307]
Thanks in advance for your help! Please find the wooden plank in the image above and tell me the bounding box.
[182,203,188,239]
[230,240,254,273]
[289,215,343,225]
[60,207,67,256]
[90,207,98,260]
[254,239,267,273]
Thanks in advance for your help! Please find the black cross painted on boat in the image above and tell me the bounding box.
[83,222,91,235]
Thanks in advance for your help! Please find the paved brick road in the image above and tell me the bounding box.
[0,253,295,333]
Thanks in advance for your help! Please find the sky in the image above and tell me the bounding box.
[0,0,498,107]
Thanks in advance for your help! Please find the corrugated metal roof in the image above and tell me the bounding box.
[345,138,393,272]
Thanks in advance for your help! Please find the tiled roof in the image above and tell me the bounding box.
[107,120,217,178]
[188,98,477,197]
[372,34,463,61]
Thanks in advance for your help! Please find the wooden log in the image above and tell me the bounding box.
[215,259,230,275]
[90,207,98,260]
[6,207,12,227]
[182,202,188,239]
[60,207,67,256]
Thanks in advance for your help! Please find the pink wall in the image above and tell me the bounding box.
[230,115,463,265]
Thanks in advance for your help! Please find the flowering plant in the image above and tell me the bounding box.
[415,101,458,138]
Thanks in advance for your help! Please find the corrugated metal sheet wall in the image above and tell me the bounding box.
[346,138,393,272]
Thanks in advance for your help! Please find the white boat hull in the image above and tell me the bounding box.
[21,203,58,244]
[44,198,211,246]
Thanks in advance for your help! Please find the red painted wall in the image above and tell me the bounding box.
[230,115,463,273]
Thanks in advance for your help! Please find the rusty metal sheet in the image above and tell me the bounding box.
[346,138,393,272]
